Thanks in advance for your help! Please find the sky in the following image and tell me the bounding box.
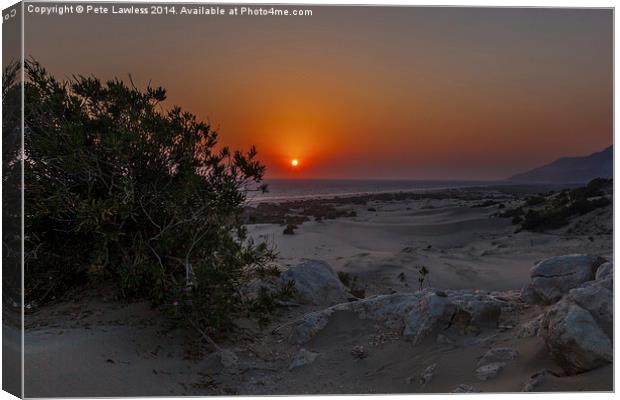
[23,6,612,180]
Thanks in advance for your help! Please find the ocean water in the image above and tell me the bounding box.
[248,179,500,202]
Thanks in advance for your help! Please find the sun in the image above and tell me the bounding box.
[291,159,299,167]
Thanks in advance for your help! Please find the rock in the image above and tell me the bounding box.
[403,292,456,344]
[452,384,481,393]
[435,333,455,345]
[475,362,505,380]
[595,261,613,281]
[288,290,509,344]
[289,349,319,370]
[419,363,436,386]
[463,334,496,347]
[477,347,519,366]
[448,292,504,333]
[541,299,612,374]
[218,349,239,370]
[568,282,613,337]
[350,345,368,359]
[283,224,296,235]
[288,309,334,344]
[529,254,605,304]
[521,369,559,392]
[280,260,349,306]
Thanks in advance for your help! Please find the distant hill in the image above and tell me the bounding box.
[508,146,613,183]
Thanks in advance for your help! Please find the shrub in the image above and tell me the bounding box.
[337,271,365,299]
[337,271,351,287]
[525,195,545,206]
[18,60,274,337]
[2,60,22,308]
[521,209,569,231]
[519,179,612,232]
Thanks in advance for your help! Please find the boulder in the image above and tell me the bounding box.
[529,255,605,304]
[595,261,613,281]
[477,347,519,366]
[568,282,613,337]
[289,349,319,370]
[280,260,349,306]
[541,298,612,374]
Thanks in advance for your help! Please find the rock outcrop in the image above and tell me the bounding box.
[286,289,507,344]
[279,255,612,378]
[536,260,613,375]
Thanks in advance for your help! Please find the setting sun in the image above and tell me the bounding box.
[291,159,299,167]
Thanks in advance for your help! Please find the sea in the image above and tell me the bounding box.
[248,179,502,203]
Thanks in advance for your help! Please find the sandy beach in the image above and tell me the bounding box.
[20,184,613,396]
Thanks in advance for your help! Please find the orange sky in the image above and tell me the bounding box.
[23,6,613,180]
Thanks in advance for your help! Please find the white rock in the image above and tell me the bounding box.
[568,282,613,337]
[280,260,349,306]
[452,384,481,393]
[477,347,519,366]
[403,293,456,344]
[529,254,605,304]
[521,369,557,392]
[541,299,612,374]
[476,362,505,380]
[419,363,436,386]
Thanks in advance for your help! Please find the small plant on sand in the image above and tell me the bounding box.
[417,265,430,290]
[337,271,351,287]
[338,271,366,299]
[250,280,297,327]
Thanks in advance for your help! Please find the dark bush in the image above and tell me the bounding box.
[521,209,569,231]
[18,60,275,337]
[525,195,545,206]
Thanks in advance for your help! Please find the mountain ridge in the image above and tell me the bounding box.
[508,145,612,183]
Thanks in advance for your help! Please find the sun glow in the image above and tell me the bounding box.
[291,159,299,167]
